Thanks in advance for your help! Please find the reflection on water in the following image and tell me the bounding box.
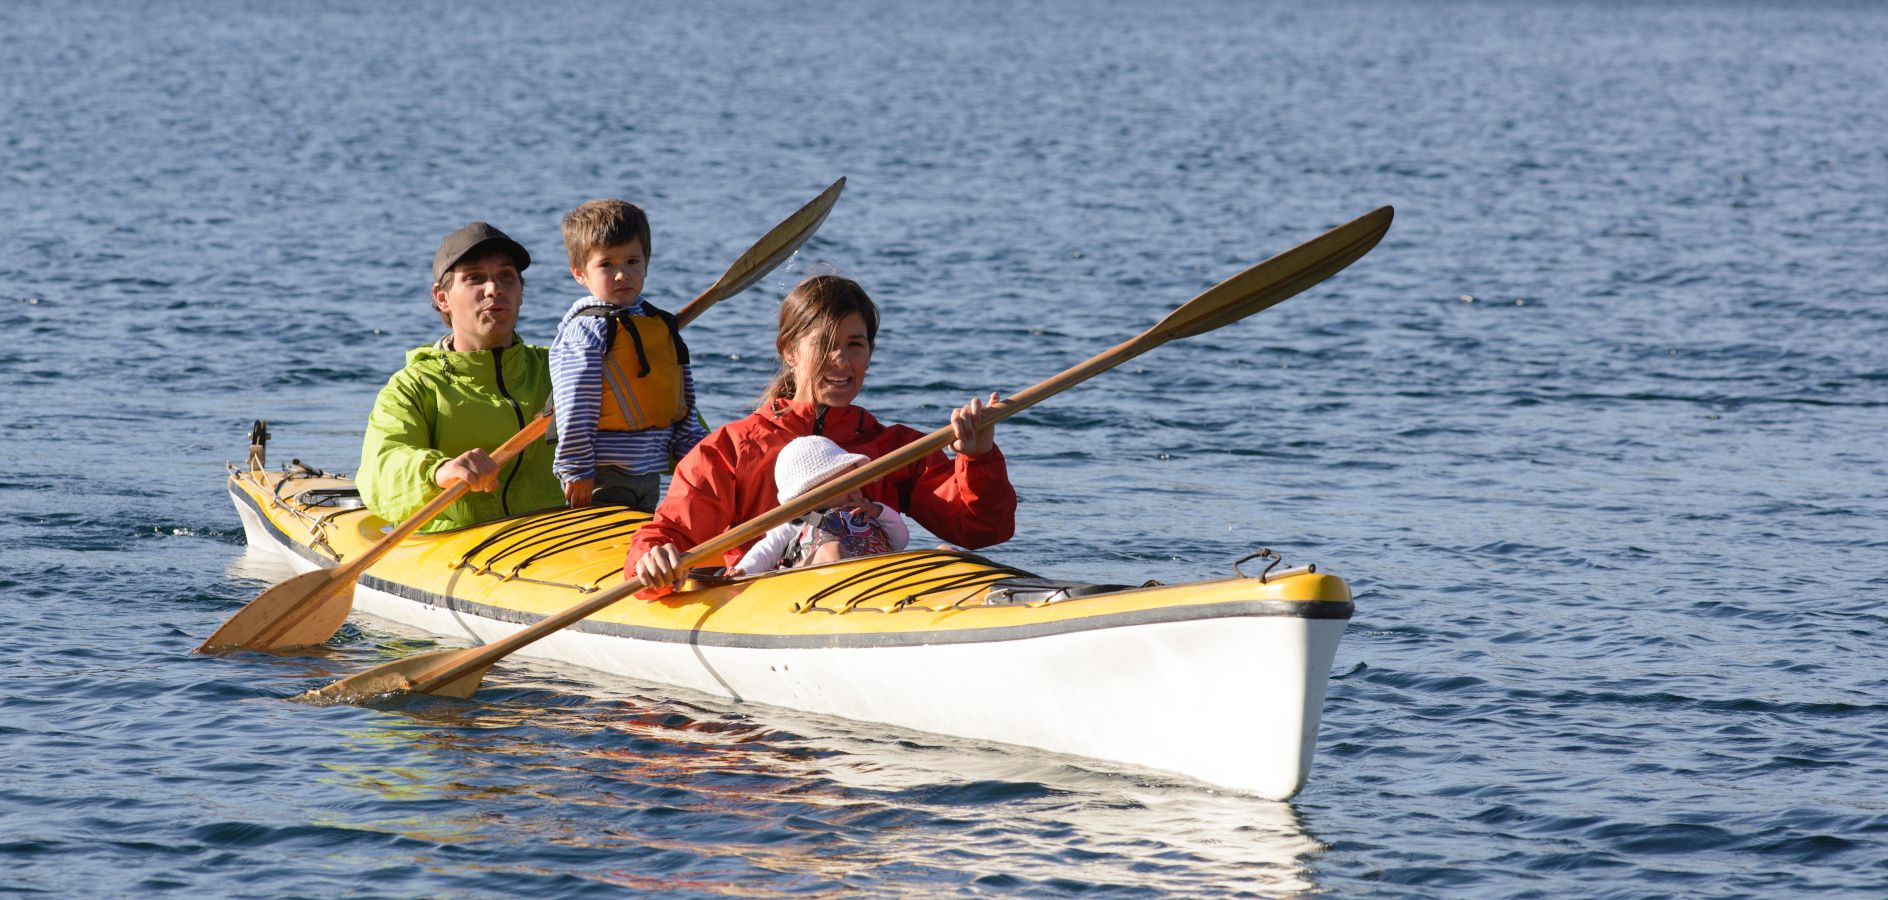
[309,658,1323,895]
[227,546,299,586]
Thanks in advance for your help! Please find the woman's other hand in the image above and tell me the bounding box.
[950,392,1001,457]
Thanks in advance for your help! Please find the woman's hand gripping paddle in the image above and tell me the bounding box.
[196,178,849,653]
[302,205,1393,703]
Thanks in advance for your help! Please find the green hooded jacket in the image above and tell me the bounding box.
[359,340,564,533]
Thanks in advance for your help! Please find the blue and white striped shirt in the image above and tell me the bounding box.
[550,295,708,483]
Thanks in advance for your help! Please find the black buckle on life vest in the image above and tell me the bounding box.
[574,303,691,377]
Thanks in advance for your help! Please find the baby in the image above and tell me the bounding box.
[731,436,909,575]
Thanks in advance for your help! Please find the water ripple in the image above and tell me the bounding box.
[5,0,1888,895]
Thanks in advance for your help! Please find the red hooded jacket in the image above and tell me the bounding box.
[625,398,1017,576]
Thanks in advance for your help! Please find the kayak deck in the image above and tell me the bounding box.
[230,465,1353,644]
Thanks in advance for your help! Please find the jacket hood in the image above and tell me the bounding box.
[758,398,881,444]
[403,337,532,377]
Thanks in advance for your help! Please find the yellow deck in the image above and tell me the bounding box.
[231,466,1352,643]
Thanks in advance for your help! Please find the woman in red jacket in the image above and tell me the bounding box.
[626,274,1016,591]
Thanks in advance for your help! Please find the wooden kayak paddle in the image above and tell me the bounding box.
[197,177,848,653]
[302,205,1394,703]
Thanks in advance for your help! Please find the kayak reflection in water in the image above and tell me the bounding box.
[626,273,1015,593]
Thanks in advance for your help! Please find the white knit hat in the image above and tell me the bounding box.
[774,436,870,501]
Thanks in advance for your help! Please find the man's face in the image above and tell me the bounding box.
[433,251,522,348]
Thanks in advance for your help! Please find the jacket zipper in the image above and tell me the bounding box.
[492,346,525,516]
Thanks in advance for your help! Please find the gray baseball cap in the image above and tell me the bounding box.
[432,221,531,283]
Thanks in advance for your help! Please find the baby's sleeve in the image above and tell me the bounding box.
[734,521,797,574]
[875,505,910,552]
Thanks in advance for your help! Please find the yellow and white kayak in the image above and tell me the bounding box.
[228,456,1353,800]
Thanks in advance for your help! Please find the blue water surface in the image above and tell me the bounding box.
[3,0,1886,895]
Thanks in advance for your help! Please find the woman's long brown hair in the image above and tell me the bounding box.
[759,274,880,409]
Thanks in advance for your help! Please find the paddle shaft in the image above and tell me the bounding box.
[333,205,1395,699]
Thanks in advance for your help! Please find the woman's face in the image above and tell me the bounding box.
[786,312,872,409]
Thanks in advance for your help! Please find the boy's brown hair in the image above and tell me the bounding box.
[561,199,652,269]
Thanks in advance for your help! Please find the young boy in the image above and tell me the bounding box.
[550,199,708,511]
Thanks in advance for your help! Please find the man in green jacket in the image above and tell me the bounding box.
[358,222,564,532]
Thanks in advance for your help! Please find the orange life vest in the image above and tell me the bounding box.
[573,304,690,432]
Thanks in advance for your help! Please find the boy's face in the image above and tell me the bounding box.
[572,241,647,304]
[432,252,523,349]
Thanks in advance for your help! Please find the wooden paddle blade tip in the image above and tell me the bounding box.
[299,648,493,705]
[299,665,421,705]
[196,569,356,653]
[1154,206,1397,340]
[675,176,850,327]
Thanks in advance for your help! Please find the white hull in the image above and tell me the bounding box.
[236,497,1344,799]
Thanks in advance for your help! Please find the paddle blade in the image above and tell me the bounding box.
[1152,206,1393,341]
[678,176,846,326]
[196,568,356,653]
[301,647,494,704]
